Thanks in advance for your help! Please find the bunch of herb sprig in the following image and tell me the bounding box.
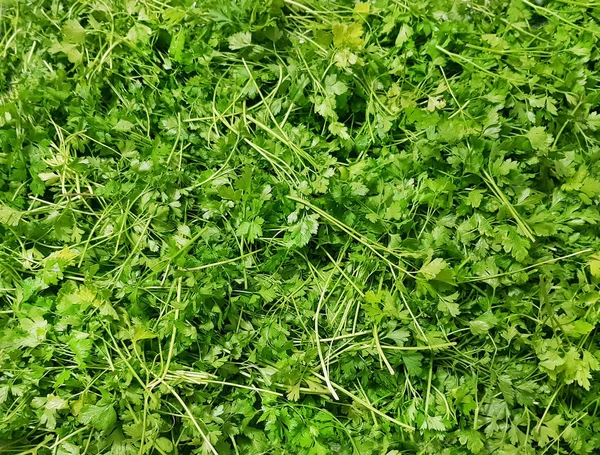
[1,0,600,453]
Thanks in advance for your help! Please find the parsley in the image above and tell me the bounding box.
[1,0,599,453]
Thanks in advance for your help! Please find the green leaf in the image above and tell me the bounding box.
[19,317,49,348]
[526,126,552,154]
[285,214,319,247]
[466,190,484,208]
[155,437,174,452]
[237,217,264,242]
[401,352,423,376]
[458,429,485,453]
[48,41,82,63]
[438,292,460,317]
[419,258,448,280]
[126,23,152,44]
[229,31,252,50]
[169,30,186,61]
[80,403,117,431]
[364,290,382,304]
[324,74,347,95]
[0,205,22,226]
[332,23,364,48]
[469,311,498,335]
[353,3,370,14]
[329,121,350,139]
[536,415,564,446]
[395,24,413,47]
[114,119,135,132]
[422,415,446,431]
[586,111,600,130]
[62,20,86,44]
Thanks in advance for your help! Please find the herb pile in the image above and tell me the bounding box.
[1,0,600,453]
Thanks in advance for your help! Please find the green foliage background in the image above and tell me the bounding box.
[1,0,600,453]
